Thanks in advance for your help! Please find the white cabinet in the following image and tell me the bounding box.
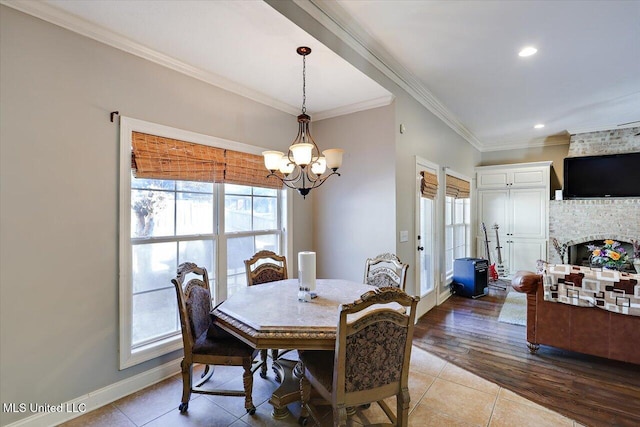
[477,163,549,189]
[476,162,551,276]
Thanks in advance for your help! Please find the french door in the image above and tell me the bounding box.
[415,158,439,318]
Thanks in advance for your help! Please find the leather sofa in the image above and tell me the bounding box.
[511,271,640,365]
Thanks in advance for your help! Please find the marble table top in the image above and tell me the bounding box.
[212,279,377,350]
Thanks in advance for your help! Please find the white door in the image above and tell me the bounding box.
[415,159,438,318]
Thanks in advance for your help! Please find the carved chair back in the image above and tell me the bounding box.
[363,253,408,290]
[300,287,419,426]
[172,262,212,356]
[244,250,288,286]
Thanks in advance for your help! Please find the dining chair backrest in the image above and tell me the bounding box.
[336,287,418,405]
[300,286,419,426]
[173,262,211,352]
[363,253,408,290]
[244,250,288,286]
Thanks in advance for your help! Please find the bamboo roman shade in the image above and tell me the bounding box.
[131,132,282,189]
[224,150,282,188]
[445,174,471,199]
[420,171,438,199]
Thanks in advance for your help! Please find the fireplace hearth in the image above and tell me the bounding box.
[548,199,640,265]
[567,239,634,271]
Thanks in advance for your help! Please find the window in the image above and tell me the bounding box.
[119,117,287,369]
[444,173,471,278]
[224,184,281,299]
[130,177,216,349]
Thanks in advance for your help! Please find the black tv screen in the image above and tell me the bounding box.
[563,152,640,198]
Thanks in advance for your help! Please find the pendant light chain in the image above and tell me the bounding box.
[301,53,307,114]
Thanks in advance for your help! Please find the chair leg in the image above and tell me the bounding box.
[334,405,348,427]
[179,359,192,413]
[396,388,410,427]
[260,349,268,378]
[242,357,256,415]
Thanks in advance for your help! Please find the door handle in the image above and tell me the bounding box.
[417,246,424,251]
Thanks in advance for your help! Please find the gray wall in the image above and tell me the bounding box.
[393,91,480,296]
[0,7,311,425]
[312,104,397,282]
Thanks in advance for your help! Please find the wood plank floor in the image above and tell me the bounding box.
[413,285,640,427]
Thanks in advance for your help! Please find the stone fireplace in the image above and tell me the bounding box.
[548,127,640,266]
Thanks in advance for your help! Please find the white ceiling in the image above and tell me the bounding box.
[6,0,640,152]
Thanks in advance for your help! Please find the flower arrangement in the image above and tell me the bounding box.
[587,239,629,270]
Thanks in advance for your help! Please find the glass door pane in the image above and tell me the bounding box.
[420,197,435,296]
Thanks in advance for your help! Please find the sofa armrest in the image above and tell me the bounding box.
[511,271,541,294]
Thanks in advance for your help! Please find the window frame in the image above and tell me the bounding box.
[119,117,288,369]
[444,170,472,281]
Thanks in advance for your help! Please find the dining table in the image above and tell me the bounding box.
[211,278,378,418]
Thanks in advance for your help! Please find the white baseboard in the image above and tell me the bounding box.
[437,287,452,305]
[4,358,181,427]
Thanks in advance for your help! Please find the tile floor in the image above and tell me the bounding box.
[59,347,584,427]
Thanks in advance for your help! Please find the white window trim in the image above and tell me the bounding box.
[118,116,286,369]
[443,168,472,283]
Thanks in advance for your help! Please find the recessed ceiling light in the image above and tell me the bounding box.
[534,124,545,129]
[519,46,538,57]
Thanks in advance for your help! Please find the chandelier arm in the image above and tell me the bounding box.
[306,170,342,190]
[266,172,305,191]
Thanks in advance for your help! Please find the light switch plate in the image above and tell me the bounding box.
[399,230,409,242]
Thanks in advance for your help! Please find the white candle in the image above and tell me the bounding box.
[298,251,316,291]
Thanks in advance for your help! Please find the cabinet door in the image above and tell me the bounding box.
[509,189,547,239]
[508,239,546,273]
[511,167,548,188]
[478,190,509,237]
[477,171,509,189]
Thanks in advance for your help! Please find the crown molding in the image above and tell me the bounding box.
[1,0,302,116]
[480,134,571,152]
[567,122,640,135]
[295,0,484,151]
[313,95,394,121]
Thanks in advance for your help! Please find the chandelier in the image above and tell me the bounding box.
[262,46,343,198]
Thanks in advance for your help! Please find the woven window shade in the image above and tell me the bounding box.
[131,132,225,182]
[420,171,438,199]
[224,150,283,189]
[131,131,283,189]
[445,174,471,199]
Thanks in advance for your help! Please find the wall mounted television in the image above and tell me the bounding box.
[563,152,640,198]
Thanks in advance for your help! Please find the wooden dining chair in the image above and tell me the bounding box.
[244,250,292,379]
[244,250,288,286]
[299,287,420,427]
[363,253,409,290]
[172,262,264,415]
